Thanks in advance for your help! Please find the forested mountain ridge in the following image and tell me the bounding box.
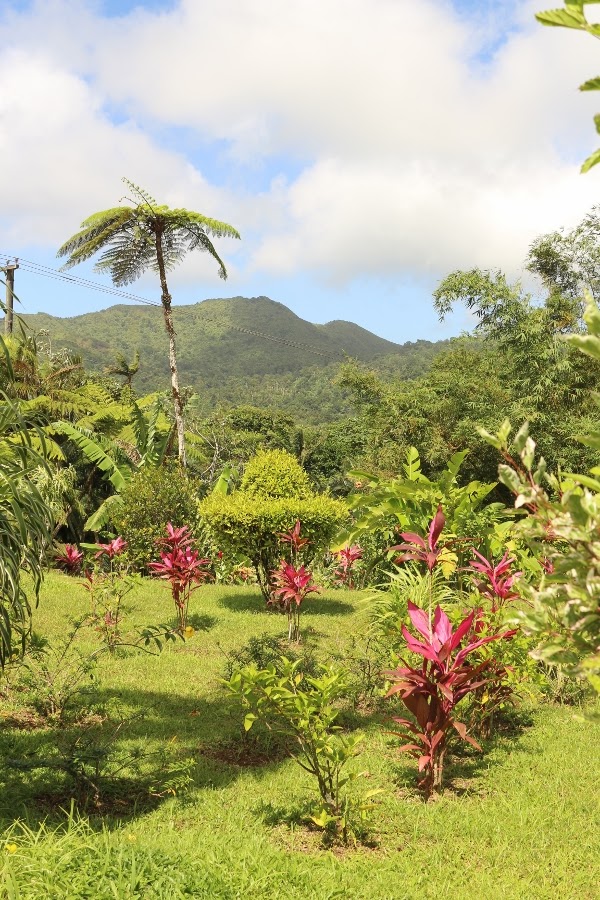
[18,296,449,410]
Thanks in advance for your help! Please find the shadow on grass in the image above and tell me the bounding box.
[303,596,356,616]
[218,592,268,613]
[187,613,218,632]
[218,592,356,617]
[0,683,291,831]
[256,798,306,829]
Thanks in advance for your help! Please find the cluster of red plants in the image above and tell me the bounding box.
[386,507,521,797]
[387,600,516,798]
[149,523,212,634]
[54,544,84,574]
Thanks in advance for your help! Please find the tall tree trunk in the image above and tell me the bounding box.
[154,229,186,467]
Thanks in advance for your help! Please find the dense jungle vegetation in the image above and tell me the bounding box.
[1,184,600,895]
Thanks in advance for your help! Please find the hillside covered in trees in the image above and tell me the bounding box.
[18,296,449,420]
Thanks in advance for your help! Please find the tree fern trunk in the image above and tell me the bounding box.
[154,230,187,467]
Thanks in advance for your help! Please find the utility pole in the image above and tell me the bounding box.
[1,260,18,336]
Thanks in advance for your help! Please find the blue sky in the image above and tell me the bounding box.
[1,0,599,345]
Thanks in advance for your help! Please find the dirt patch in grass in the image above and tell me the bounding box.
[198,738,289,768]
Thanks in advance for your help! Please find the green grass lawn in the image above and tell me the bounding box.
[1,572,599,899]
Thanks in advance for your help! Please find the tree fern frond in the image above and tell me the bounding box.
[121,178,157,210]
[57,209,134,267]
[168,210,241,241]
[183,228,229,279]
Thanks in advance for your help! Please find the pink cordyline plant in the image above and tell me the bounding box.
[55,544,84,574]
[390,505,447,573]
[276,519,311,564]
[386,601,516,798]
[469,550,522,612]
[390,505,453,631]
[149,523,211,633]
[156,523,193,550]
[95,536,128,560]
[333,544,363,589]
[270,560,320,642]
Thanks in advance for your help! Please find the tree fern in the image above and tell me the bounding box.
[57,181,240,466]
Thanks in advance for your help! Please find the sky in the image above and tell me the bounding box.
[1,0,600,344]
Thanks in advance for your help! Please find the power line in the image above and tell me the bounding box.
[0,251,341,360]
[228,326,339,359]
[0,252,162,308]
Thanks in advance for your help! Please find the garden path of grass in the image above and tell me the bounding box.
[1,572,599,899]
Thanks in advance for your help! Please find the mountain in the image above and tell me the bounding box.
[18,296,449,418]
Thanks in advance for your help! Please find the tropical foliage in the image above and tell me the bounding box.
[58,180,240,465]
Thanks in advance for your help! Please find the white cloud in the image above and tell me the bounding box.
[1,0,600,288]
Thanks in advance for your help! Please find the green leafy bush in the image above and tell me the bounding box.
[199,492,348,599]
[227,658,381,843]
[240,449,311,499]
[114,466,202,571]
[221,632,319,680]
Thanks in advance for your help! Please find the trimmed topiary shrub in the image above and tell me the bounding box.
[114,465,202,571]
[199,492,348,599]
[240,449,311,500]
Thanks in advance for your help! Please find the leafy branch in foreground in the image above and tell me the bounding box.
[478,295,600,690]
[0,397,53,667]
[536,1,600,173]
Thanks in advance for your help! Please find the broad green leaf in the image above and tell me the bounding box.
[561,472,600,492]
[581,76,600,91]
[498,464,522,495]
[581,146,600,173]
[535,8,586,28]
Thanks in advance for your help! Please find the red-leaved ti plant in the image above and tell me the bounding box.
[390,505,447,572]
[469,550,523,612]
[54,544,84,574]
[95,536,128,561]
[270,560,320,642]
[156,523,193,550]
[149,523,211,634]
[276,519,311,564]
[333,544,363,589]
[386,601,516,798]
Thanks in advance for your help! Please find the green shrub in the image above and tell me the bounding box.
[199,493,348,599]
[114,466,202,571]
[240,449,311,499]
[227,658,381,843]
[221,632,319,680]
